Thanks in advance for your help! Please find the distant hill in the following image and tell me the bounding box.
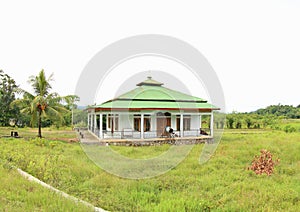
[251,104,300,119]
[76,105,87,110]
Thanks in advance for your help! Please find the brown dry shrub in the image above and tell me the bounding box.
[248,149,280,176]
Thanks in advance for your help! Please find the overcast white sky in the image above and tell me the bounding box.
[0,0,299,113]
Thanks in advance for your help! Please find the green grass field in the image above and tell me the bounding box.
[0,165,93,212]
[0,126,299,211]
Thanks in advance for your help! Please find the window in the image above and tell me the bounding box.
[176,115,191,131]
[134,115,151,132]
[108,115,112,128]
[144,116,151,131]
[115,116,119,131]
[134,117,140,131]
[176,117,180,131]
[183,116,191,130]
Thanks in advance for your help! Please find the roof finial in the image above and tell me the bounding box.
[148,70,152,79]
[136,74,163,86]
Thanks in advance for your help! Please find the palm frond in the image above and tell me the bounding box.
[46,106,65,124]
[28,69,53,97]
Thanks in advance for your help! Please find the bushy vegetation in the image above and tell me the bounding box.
[0,127,299,211]
[254,104,300,119]
[217,104,300,131]
[223,113,300,133]
[0,70,20,126]
[225,113,278,129]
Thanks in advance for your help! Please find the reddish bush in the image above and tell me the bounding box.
[248,149,280,176]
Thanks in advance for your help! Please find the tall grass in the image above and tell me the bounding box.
[0,163,93,211]
[0,128,299,211]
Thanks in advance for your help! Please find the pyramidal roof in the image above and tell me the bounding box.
[93,77,219,111]
[116,76,205,102]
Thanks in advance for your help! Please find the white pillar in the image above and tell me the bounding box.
[106,114,108,131]
[91,114,93,131]
[180,114,183,137]
[94,113,97,133]
[87,114,90,131]
[141,113,144,139]
[199,114,202,129]
[99,113,103,139]
[210,112,214,137]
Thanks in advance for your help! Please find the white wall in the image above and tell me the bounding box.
[190,115,200,130]
[150,114,156,131]
[119,114,132,130]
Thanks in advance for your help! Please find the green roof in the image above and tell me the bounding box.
[97,100,217,110]
[115,85,206,102]
[93,77,219,111]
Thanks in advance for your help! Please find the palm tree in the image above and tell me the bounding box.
[12,69,77,138]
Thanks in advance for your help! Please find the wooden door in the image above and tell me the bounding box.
[156,117,171,136]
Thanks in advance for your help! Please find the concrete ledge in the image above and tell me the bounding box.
[84,136,213,147]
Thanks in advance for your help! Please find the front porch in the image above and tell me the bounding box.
[87,111,214,140]
[90,128,212,139]
[79,128,213,146]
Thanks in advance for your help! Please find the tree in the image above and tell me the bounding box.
[226,115,234,129]
[12,69,74,137]
[64,95,80,127]
[245,117,253,129]
[72,108,88,127]
[0,70,19,126]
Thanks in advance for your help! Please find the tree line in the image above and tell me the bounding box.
[223,104,299,130]
[253,104,300,119]
[224,113,279,129]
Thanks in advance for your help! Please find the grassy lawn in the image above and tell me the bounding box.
[0,126,77,141]
[0,127,299,211]
[0,162,93,211]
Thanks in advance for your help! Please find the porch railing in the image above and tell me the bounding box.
[90,128,211,139]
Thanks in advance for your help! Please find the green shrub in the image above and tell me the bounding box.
[283,125,296,133]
